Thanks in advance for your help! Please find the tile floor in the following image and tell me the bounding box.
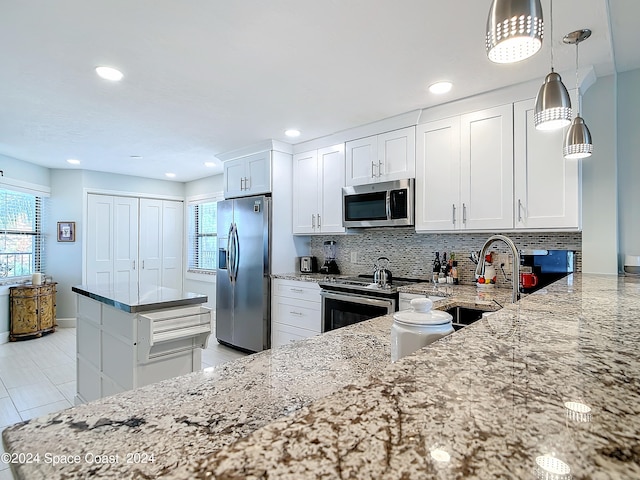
[0,325,247,479]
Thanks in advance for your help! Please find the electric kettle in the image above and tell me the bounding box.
[373,257,393,287]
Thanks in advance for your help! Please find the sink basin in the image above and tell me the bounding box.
[443,306,498,331]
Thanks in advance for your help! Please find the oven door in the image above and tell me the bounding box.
[320,291,395,332]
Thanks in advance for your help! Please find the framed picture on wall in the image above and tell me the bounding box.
[57,221,75,242]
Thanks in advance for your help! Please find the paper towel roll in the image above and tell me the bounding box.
[32,272,42,285]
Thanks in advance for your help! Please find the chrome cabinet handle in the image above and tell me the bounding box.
[371,161,376,178]
[290,288,304,293]
[317,214,321,228]
[518,199,523,222]
[378,160,383,177]
[132,260,136,270]
[462,203,467,224]
[240,178,244,190]
[452,204,456,225]
[289,311,303,316]
[311,214,316,229]
[244,176,250,190]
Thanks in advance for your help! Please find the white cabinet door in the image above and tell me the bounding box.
[223,158,246,198]
[139,198,163,288]
[345,136,377,186]
[161,200,184,289]
[318,145,345,233]
[245,151,272,195]
[223,151,272,198]
[377,126,416,183]
[415,118,461,231]
[514,98,580,229]
[113,197,139,290]
[460,104,514,230]
[292,150,320,234]
[86,195,116,285]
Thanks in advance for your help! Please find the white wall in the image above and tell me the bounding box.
[581,74,618,274]
[617,69,640,266]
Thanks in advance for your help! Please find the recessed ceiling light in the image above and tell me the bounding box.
[66,159,81,165]
[285,129,301,138]
[429,81,453,95]
[204,162,216,168]
[129,155,143,159]
[165,173,176,178]
[95,66,124,81]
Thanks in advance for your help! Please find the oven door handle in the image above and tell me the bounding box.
[320,291,394,309]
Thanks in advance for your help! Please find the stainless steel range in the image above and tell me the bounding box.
[319,275,424,332]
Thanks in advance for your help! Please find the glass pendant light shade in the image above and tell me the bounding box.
[486,0,544,64]
[563,116,593,159]
[534,71,572,130]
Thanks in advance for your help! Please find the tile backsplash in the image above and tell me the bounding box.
[310,228,582,286]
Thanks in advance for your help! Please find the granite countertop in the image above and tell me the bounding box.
[71,284,208,313]
[4,274,640,479]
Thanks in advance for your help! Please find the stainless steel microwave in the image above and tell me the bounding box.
[342,179,414,228]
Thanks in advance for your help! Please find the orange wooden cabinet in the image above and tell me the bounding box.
[9,283,57,341]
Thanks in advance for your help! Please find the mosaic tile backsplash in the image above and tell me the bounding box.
[310,229,582,287]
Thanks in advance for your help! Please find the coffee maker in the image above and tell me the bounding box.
[520,249,575,293]
[319,240,340,274]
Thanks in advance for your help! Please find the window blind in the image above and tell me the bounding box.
[187,199,218,273]
[0,188,47,281]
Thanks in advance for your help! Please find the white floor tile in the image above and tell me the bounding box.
[8,382,65,412]
[56,381,76,404]
[41,362,76,386]
[0,397,21,429]
[0,382,7,399]
[0,467,15,479]
[0,364,48,390]
[18,399,72,422]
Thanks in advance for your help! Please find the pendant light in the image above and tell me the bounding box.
[563,29,593,159]
[533,0,571,130]
[486,0,544,64]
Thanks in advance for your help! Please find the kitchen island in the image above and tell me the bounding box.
[3,274,640,479]
[71,284,212,403]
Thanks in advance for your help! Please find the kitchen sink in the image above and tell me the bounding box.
[443,306,498,331]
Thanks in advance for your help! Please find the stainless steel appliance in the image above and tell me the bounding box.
[519,249,575,294]
[342,179,414,228]
[299,256,317,274]
[319,275,423,332]
[216,195,270,352]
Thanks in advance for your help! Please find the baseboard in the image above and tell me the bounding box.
[56,317,77,328]
[0,331,8,345]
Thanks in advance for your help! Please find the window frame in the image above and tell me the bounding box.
[185,192,223,282]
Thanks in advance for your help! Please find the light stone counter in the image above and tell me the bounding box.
[4,274,640,479]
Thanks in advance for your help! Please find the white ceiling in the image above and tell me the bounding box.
[1,0,638,182]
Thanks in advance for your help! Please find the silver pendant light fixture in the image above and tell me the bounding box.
[563,29,593,159]
[486,0,544,64]
[533,0,572,130]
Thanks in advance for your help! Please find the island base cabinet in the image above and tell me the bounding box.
[75,295,211,404]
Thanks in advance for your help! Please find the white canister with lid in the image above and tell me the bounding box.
[391,298,454,362]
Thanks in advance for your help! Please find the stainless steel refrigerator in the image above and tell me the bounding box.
[216,195,271,352]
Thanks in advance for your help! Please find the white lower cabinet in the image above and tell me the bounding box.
[271,279,321,347]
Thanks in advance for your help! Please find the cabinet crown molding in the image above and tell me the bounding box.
[218,140,293,162]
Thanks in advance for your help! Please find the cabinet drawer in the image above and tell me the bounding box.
[272,296,321,332]
[272,322,319,348]
[272,279,320,303]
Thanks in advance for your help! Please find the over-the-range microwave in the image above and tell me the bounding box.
[342,178,414,228]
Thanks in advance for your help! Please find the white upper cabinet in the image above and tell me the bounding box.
[292,144,345,235]
[345,126,415,186]
[460,104,514,230]
[415,117,461,231]
[224,151,272,198]
[415,105,514,232]
[514,98,580,229]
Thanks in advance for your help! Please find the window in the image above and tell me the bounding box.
[187,197,220,273]
[0,188,46,281]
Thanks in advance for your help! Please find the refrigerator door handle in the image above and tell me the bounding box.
[232,223,240,280]
[227,224,235,283]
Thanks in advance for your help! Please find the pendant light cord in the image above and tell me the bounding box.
[575,41,581,115]
[550,0,554,71]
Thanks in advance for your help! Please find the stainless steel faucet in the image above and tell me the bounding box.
[475,234,521,303]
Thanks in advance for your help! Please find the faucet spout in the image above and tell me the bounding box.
[475,234,521,303]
